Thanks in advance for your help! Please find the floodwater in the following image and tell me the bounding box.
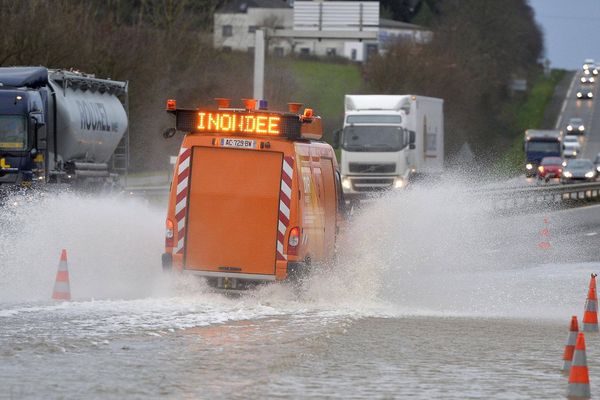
[1,182,599,399]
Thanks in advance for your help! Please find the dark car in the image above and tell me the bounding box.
[537,157,563,182]
[576,87,594,100]
[566,117,585,135]
[561,159,597,183]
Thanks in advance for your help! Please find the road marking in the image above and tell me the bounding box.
[585,232,598,236]
[556,72,578,129]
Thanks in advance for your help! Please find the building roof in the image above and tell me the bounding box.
[379,18,429,31]
[218,0,291,13]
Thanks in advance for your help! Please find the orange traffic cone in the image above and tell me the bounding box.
[582,277,598,333]
[51,249,71,301]
[538,217,551,249]
[562,316,579,374]
[566,333,591,399]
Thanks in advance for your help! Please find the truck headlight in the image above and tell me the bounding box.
[567,125,573,131]
[579,125,585,131]
[526,163,533,170]
[585,171,595,178]
[342,177,351,190]
[394,178,405,189]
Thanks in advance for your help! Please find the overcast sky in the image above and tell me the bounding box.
[528,0,600,70]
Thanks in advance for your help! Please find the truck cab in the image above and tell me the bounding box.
[336,95,414,199]
[162,99,344,290]
[0,71,47,185]
[524,129,562,177]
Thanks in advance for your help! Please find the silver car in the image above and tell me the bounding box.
[561,159,597,183]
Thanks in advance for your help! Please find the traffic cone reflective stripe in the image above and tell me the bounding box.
[52,249,71,301]
[583,285,599,332]
[567,333,591,399]
[562,316,579,374]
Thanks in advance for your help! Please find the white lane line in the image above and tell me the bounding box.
[556,72,578,129]
[585,232,598,236]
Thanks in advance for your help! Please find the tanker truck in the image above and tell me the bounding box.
[0,67,128,187]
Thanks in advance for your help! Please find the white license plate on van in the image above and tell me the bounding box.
[220,138,256,149]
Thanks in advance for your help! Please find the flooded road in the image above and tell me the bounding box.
[1,185,600,399]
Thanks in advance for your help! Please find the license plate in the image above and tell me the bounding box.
[220,138,256,149]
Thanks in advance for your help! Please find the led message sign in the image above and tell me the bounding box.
[196,111,281,135]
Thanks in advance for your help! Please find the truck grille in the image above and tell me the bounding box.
[349,163,396,173]
[351,178,395,192]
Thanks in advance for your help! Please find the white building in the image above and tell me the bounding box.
[213,0,432,62]
[213,0,293,54]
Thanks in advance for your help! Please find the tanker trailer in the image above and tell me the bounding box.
[0,67,128,188]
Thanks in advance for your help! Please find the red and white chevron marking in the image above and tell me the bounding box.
[175,147,192,254]
[277,156,294,261]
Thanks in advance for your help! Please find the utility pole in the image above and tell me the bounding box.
[253,29,265,100]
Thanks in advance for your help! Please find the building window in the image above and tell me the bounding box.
[274,47,284,57]
[300,48,310,56]
[351,49,357,61]
[222,25,233,37]
[248,25,257,33]
[326,48,337,57]
[222,46,232,53]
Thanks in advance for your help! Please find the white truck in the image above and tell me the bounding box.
[334,95,444,199]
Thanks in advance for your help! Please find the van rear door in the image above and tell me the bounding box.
[184,147,283,276]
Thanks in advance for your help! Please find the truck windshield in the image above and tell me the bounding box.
[0,116,27,150]
[342,126,405,152]
[346,115,402,124]
[526,141,560,153]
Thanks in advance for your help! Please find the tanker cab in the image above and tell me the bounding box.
[162,99,338,290]
[0,90,46,183]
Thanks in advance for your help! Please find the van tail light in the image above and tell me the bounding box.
[288,227,300,256]
[165,218,175,248]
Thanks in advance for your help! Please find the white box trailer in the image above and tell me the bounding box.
[403,95,444,174]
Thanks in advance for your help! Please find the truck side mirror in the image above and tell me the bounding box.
[31,115,47,151]
[408,130,416,149]
[332,129,342,149]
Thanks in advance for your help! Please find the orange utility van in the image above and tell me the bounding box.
[161,98,344,290]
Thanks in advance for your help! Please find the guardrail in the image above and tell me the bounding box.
[124,185,169,196]
[124,181,600,210]
[482,181,600,209]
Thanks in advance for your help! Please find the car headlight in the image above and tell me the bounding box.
[584,64,589,70]
[538,166,544,172]
[579,125,585,131]
[594,69,599,75]
[591,77,596,83]
[596,166,600,172]
[567,125,573,131]
[581,77,586,83]
[341,177,351,190]
[564,171,573,178]
[585,171,595,178]
[526,163,533,170]
[394,177,405,189]
[589,93,594,97]
[577,92,583,97]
